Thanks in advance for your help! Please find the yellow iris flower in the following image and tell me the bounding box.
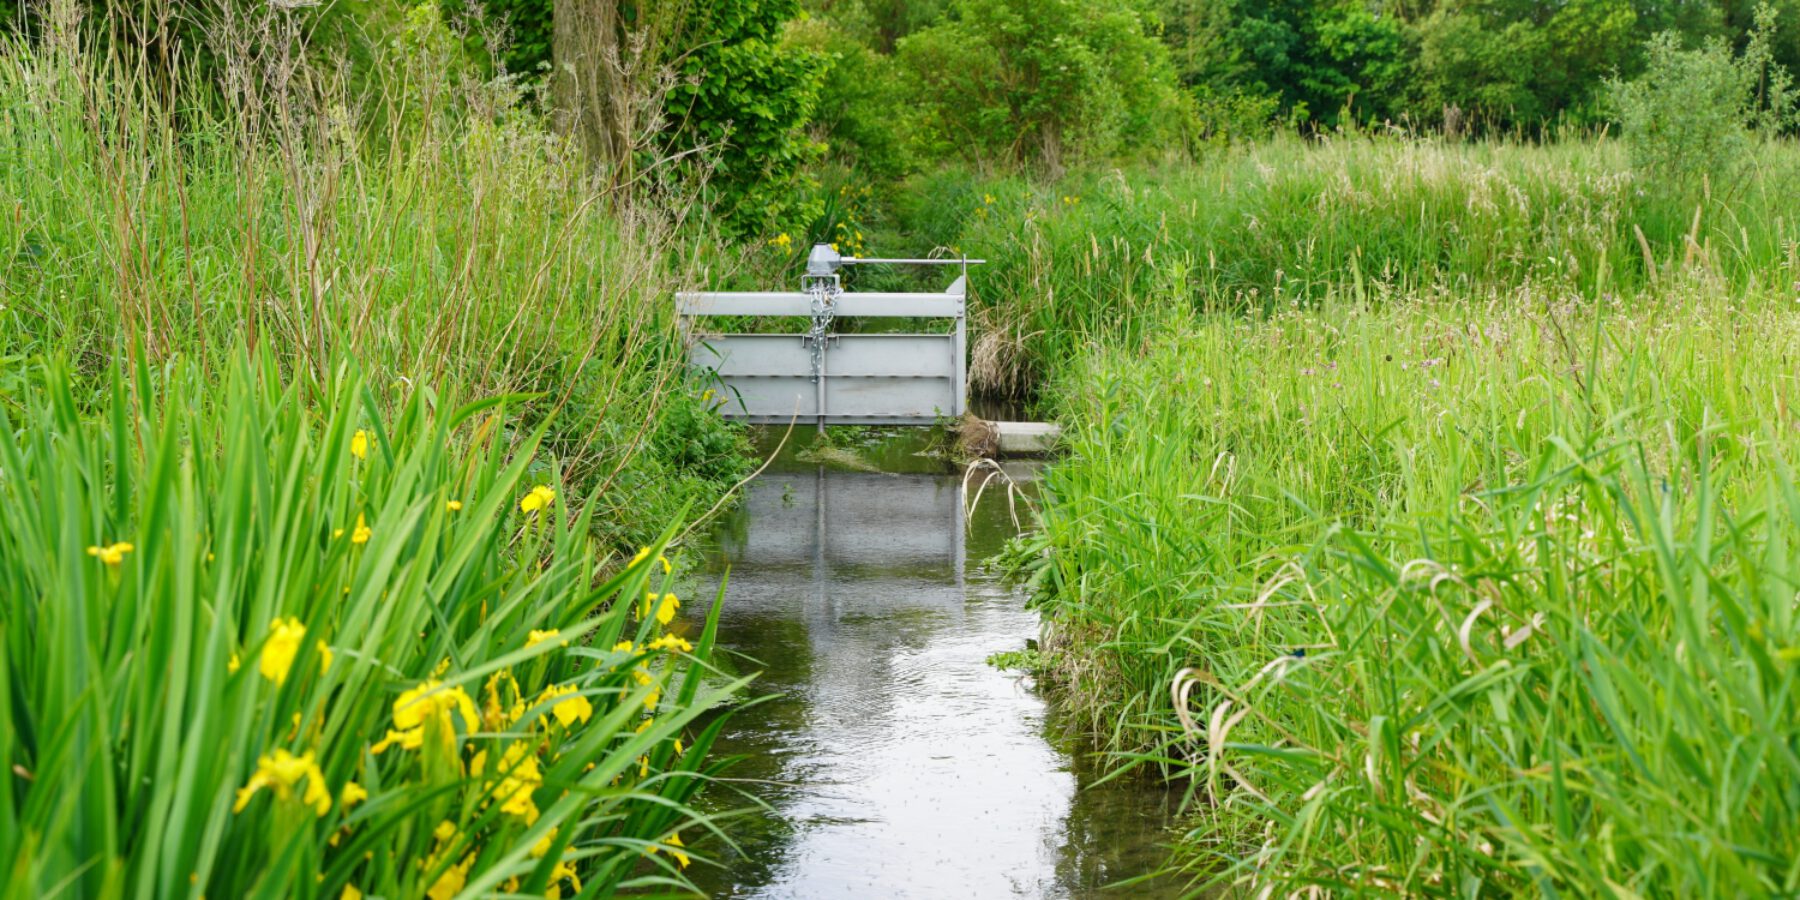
[520,484,556,514]
[373,680,479,754]
[232,748,331,817]
[647,634,693,653]
[260,618,306,685]
[87,541,134,566]
[537,683,593,728]
[632,546,673,574]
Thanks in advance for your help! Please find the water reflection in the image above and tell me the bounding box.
[689,449,1182,899]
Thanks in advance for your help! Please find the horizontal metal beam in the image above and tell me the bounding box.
[678,291,964,318]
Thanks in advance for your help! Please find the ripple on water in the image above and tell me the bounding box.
[688,462,1183,900]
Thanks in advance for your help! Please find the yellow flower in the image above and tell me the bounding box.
[481,741,542,822]
[87,541,134,567]
[445,500,463,512]
[548,857,583,896]
[316,640,334,674]
[537,684,592,728]
[983,193,996,205]
[433,820,459,843]
[520,484,556,514]
[350,513,371,545]
[374,680,479,754]
[340,781,368,808]
[769,232,793,249]
[632,547,673,575]
[393,680,480,732]
[260,618,307,685]
[350,429,369,460]
[647,832,691,869]
[630,666,661,710]
[425,855,471,900]
[228,653,241,674]
[341,886,363,900]
[656,592,680,626]
[613,640,636,654]
[232,748,331,817]
[647,634,693,653]
[526,628,565,649]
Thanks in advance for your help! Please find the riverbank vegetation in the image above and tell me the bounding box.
[8,0,1800,895]
[1,5,751,896]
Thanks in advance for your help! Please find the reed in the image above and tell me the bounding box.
[894,133,1800,400]
[1014,294,1800,895]
[0,4,750,547]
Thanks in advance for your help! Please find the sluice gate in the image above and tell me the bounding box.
[678,244,982,427]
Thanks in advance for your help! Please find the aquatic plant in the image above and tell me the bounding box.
[0,354,746,897]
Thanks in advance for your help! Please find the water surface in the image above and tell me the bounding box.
[687,433,1182,899]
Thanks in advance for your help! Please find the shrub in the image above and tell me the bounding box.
[896,0,1192,167]
[1608,4,1800,193]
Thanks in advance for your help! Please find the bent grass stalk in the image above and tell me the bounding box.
[1022,297,1800,895]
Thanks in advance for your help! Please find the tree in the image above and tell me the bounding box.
[897,0,1190,167]
[547,0,822,229]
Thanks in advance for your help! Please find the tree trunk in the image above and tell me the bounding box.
[550,0,687,191]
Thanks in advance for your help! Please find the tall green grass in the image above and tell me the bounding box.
[0,8,750,547]
[0,351,743,899]
[888,134,1800,400]
[1014,296,1800,894]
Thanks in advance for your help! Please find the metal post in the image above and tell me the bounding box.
[952,284,967,418]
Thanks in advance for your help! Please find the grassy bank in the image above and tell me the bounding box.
[0,15,755,898]
[872,134,1800,401]
[988,137,1800,894]
[0,18,751,548]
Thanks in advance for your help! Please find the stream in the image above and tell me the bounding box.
[685,432,1183,899]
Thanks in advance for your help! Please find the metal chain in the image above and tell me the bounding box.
[803,274,838,383]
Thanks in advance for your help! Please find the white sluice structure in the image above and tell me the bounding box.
[679,244,984,427]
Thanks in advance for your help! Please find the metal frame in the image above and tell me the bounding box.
[679,245,983,427]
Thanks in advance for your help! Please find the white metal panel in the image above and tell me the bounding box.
[678,292,964,318]
[692,333,960,423]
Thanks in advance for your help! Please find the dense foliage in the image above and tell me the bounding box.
[1158,0,1799,130]
[0,357,739,898]
[667,0,826,232]
[894,0,1190,165]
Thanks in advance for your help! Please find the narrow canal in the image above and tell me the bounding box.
[686,432,1182,899]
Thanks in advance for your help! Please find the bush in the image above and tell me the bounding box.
[1608,4,1799,193]
[783,14,914,180]
[667,0,827,234]
[896,0,1192,167]
[0,353,743,898]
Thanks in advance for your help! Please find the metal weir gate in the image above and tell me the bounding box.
[679,244,982,426]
